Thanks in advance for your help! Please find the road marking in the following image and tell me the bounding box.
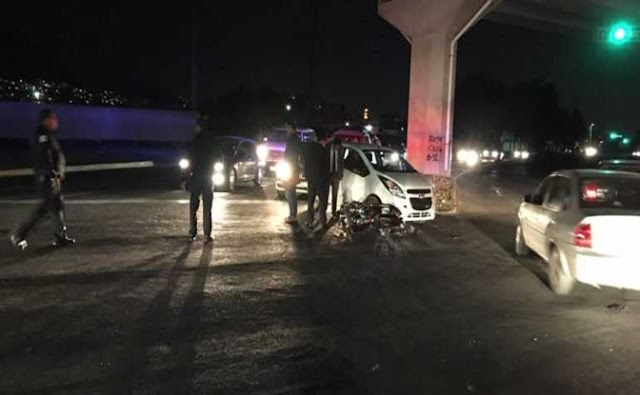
[0,161,155,178]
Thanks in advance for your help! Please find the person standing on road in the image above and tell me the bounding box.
[283,123,301,225]
[302,141,329,229]
[327,137,345,218]
[10,109,75,250]
[186,115,216,243]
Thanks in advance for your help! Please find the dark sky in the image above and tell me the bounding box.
[3,0,640,129]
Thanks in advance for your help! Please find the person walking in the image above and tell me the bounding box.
[327,137,345,217]
[302,141,329,229]
[186,116,216,243]
[283,123,301,224]
[10,109,75,250]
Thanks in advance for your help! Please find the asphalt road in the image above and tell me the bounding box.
[1,166,640,394]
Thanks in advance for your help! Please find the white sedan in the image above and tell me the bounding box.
[341,144,436,222]
[516,169,640,294]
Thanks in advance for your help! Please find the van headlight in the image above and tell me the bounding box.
[379,176,405,199]
[256,144,269,162]
[214,162,224,172]
[275,160,292,181]
[179,158,190,169]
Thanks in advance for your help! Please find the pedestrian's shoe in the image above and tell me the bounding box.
[53,233,76,248]
[188,235,198,243]
[9,235,28,251]
[204,236,213,244]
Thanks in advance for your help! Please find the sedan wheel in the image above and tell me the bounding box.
[514,225,530,256]
[548,248,575,295]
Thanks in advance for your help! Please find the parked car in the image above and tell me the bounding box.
[516,169,640,294]
[340,144,435,223]
[322,130,381,146]
[261,128,317,172]
[179,136,265,192]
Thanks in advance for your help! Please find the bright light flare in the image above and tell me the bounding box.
[256,144,269,161]
[389,152,400,162]
[275,160,292,181]
[585,146,599,158]
[214,162,224,172]
[466,150,479,167]
[212,173,226,186]
[457,149,468,163]
[179,158,190,169]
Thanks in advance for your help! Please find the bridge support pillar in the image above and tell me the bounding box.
[379,0,500,176]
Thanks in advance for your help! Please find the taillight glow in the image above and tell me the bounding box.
[583,183,599,201]
[573,223,592,248]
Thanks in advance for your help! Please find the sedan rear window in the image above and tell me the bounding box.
[580,177,640,210]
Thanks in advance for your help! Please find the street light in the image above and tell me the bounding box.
[589,123,595,142]
[285,104,292,112]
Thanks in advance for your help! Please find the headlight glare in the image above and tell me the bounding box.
[256,144,269,161]
[275,160,292,181]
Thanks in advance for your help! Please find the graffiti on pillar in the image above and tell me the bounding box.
[426,134,444,162]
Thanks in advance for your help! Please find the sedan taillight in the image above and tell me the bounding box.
[573,223,592,249]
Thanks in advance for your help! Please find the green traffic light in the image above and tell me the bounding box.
[608,22,634,45]
[622,138,631,145]
[609,131,622,140]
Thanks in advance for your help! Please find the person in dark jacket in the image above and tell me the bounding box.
[327,137,345,217]
[302,141,329,229]
[283,123,301,224]
[186,117,217,243]
[10,109,75,250]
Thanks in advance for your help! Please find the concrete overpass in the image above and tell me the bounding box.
[379,0,640,176]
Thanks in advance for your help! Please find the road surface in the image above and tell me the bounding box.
[1,166,639,394]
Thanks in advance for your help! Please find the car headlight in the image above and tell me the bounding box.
[212,173,226,186]
[275,160,292,181]
[491,150,499,159]
[379,176,405,199]
[514,150,522,159]
[389,152,400,162]
[179,158,190,170]
[214,162,224,172]
[465,150,479,167]
[256,144,269,162]
[482,150,490,157]
[521,151,530,160]
[457,149,468,163]
[585,146,598,158]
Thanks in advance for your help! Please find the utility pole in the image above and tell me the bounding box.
[309,0,318,100]
[190,6,198,111]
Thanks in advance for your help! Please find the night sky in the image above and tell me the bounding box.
[2,0,640,129]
